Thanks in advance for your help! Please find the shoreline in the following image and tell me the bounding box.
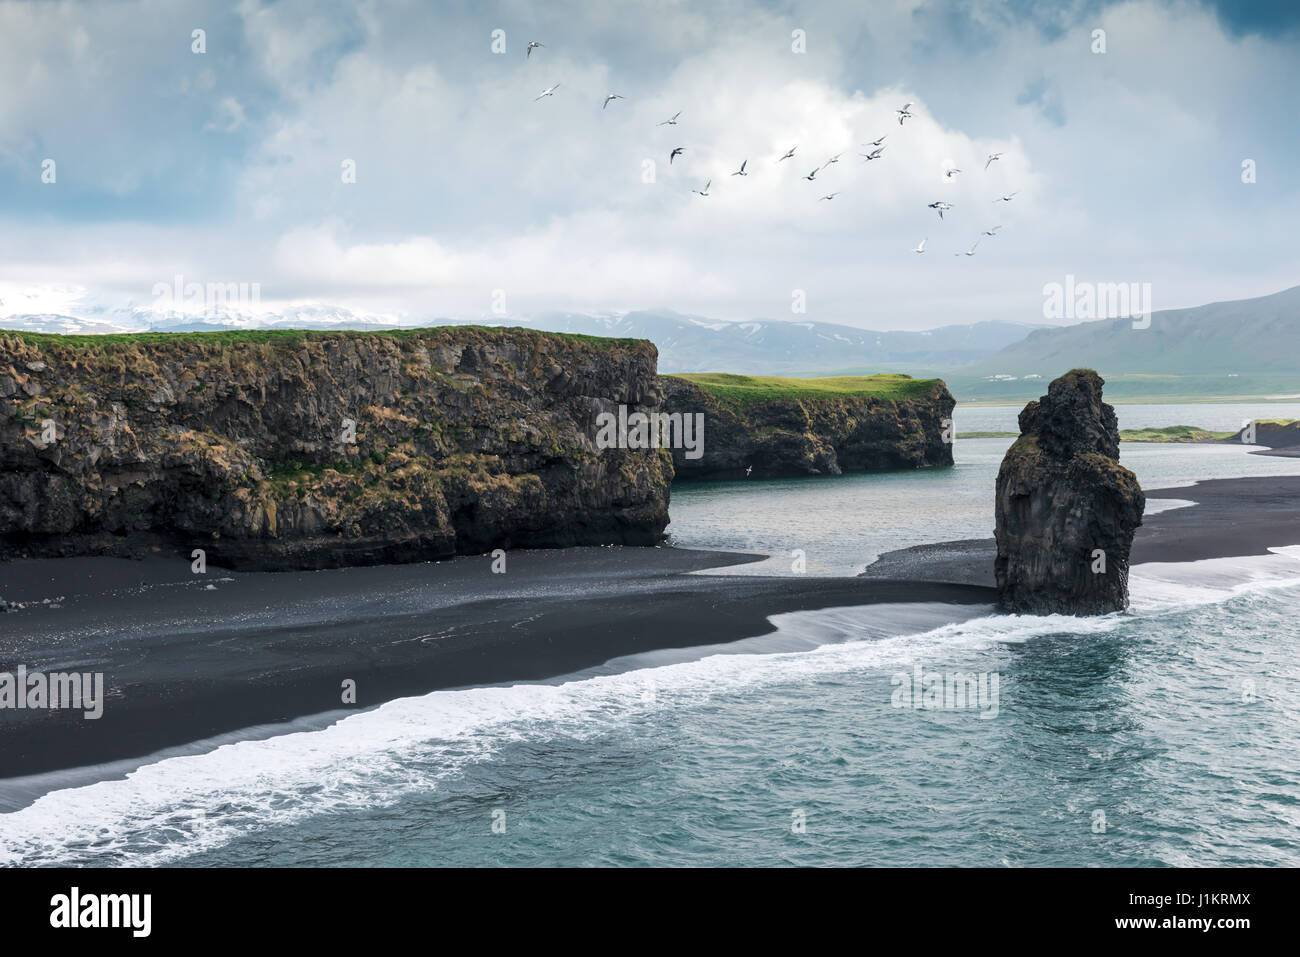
[4,474,1300,782]
[0,545,991,779]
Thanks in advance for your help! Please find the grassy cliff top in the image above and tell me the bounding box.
[1118,425,1235,442]
[2,325,641,352]
[666,372,942,403]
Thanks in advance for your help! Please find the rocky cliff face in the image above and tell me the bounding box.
[1234,419,1300,449]
[659,376,955,480]
[994,369,1145,615]
[0,328,672,570]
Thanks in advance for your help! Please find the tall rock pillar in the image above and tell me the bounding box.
[995,369,1145,614]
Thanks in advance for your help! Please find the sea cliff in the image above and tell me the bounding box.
[659,373,955,480]
[0,327,672,569]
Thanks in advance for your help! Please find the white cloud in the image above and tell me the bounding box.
[0,0,1297,330]
[206,96,247,132]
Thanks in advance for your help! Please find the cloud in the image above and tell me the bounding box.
[0,0,1297,330]
[206,96,247,132]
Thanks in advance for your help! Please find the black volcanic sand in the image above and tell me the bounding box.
[0,545,993,779]
[3,474,1297,782]
[860,475,1300,586]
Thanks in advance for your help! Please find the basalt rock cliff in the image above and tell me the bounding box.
[994,369,1145,614]
[659,375,955,480]
[0,327,672,570]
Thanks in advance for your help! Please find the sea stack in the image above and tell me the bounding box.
[994,369,1144,615]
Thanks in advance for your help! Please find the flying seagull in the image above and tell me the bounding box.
[804,168,819,181]
[865,135,888,147]
[526,41,544,58]
[692,179,711,196]
[657,111,681,126]
[913,238,927,253]
[985,152,1003,170]
[820,192,839,201]
[955,238,981,257]
[602,93,624,110]
[981,225,1004,237]
[928,201,954,219]
[824,152,843,166]
[994,191,1019,203]
[731,159,748,176]
[861,146,886,162]
[670,147,685,163]
[945,168,962,179]
[535,83,560,100]
[896,102,913,125]
[779,146,797,162]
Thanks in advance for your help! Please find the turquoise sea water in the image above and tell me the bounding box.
[2,405,1298,867]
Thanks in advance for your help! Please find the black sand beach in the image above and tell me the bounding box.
[0,544,992,778]
[3,474,1299,780]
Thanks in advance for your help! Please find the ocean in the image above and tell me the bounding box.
[2,403,1298,867]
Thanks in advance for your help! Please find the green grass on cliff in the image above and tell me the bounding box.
[667,372,941,404]
[3,326,641,351]
[1118,425,1236,442]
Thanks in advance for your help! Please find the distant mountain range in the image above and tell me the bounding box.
[4,284,1297,400]
[949,284,1300,401]
[0,306,1042,376]
[522,312,1043,374]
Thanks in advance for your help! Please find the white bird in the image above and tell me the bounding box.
[896,102,913,125]
[945,168,962,179]
[913,238,927,253]
[526,41,544,58]
[804,168,819,181]
[731,159,748,176]
[861,146,886,162]
[692,179,711,196]
[820,192,839,201]
[994,191,1019,203]
[745,465,753,477]
[535,83,560,100]
[865,135,888,147]
[955,238,981,257]
[985,152,1003,170]
[779,146,797,162]
[928,201,954,219]
[824,152,843,166]
[658,111,681,126]
[670,147,685,163]
[602,93,624,110]
[982,225,1004,237]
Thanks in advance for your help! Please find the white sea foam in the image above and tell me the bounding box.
[2,548,1298,867]
[1129,545,1300,615]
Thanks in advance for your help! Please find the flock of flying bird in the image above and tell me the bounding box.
[526,43,1017,257]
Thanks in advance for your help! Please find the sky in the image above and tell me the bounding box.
[0,0,1297,330]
